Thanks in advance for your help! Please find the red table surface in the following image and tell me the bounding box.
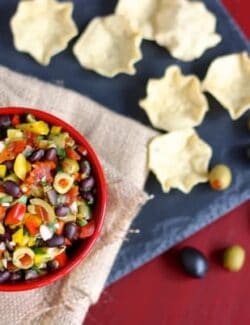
[85,2,250,324]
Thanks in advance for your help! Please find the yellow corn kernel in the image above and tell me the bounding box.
[0,165,7,178]
[50,126,62,135]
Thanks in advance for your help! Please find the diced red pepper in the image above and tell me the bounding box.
[5,202,26,225]
[77,145,88,156]
[65,147,81,160]
[65,186,79,205]
[0,206,6,221]
[11,114,20,127]
[78,220,95,239]
[0,140,27,163]
[54,252,68,268]
[20,254,32,267]
[24,214,42,235]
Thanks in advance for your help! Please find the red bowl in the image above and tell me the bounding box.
[0,107,107,291]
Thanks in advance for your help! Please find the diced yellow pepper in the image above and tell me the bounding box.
[14,153,28,180]
[7,129,23,140]
[17,121,49,135]
[0,165,7,178]
[12,228,29,246]
[28,236,36,247]
[50,126,62,135]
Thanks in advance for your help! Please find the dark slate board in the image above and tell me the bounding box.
[0,0,249,285]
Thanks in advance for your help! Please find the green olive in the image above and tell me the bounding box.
[208,164,232,191]
[223,245,245,272]
[62,159,79,174]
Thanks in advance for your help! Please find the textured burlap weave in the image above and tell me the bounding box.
[0,66,156,324]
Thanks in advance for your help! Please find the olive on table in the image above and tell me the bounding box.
[0,271,10,283]
[223,245,245,272]
[80,176,95,192]
[46,234,65,247]
[179,247,208,278]
[208,164,232,191]
[3,180,21,198]
[45,148,57,161]
[55,205,70,217]
[28,149,45,163]
[64,222,78,241]
[0,115,11,127]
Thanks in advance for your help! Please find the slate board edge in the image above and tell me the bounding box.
[106,0,250,286]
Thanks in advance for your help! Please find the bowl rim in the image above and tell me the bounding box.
[0,106,107,291]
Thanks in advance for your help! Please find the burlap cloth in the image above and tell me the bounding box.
[0,66,156,324]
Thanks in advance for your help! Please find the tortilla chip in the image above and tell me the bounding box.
[139,66,208,131]
[203,52,250,120]
[73,15,143,77]
[115,0,158,40]
[148,129,212,193]
[10,0,78,65]
[154,0,221,61]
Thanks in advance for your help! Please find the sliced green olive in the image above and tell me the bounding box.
[53,173,74,194]
[13,247,34,269]
[208,164,232,191]
[62,159,79,174]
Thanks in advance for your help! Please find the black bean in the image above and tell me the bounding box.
[64,222,78,241]
[81,192,95,205]
[9,272,22,282]
[80,176,95,192]
[0,127,7,140]
[28,149,45,163]
[45,148,57,161]
[55,205,70,217]
[25,270,38,280]
[47,260,60,271]
[0,115,11,127]
[179,247,208,278]
[80,160,91,176]
[4,160,14,172]
[0,271,10,283]
[46,234,65,247]
[47,189,58,206]
[3,181,21,198]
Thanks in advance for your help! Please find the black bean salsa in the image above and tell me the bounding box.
[0,113,96,283]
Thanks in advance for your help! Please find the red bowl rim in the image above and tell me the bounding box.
[0,106,107,291]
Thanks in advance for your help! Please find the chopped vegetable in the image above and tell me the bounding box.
[14,153,28,180]
[0,165,7,178]
[0,113,96,282]
[5,202,26,225]
[17,121,49,135]
[13,247,34,269]
[50,126,62,135]
[53,173,74,194]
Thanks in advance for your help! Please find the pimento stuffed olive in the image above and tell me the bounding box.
[0,113,96,282]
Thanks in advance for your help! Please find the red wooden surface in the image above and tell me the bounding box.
[85,2,250,324]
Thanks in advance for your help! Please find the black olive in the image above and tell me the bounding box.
[179,247,208,278]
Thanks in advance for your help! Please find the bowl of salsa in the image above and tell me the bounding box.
[0,107,107,291]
